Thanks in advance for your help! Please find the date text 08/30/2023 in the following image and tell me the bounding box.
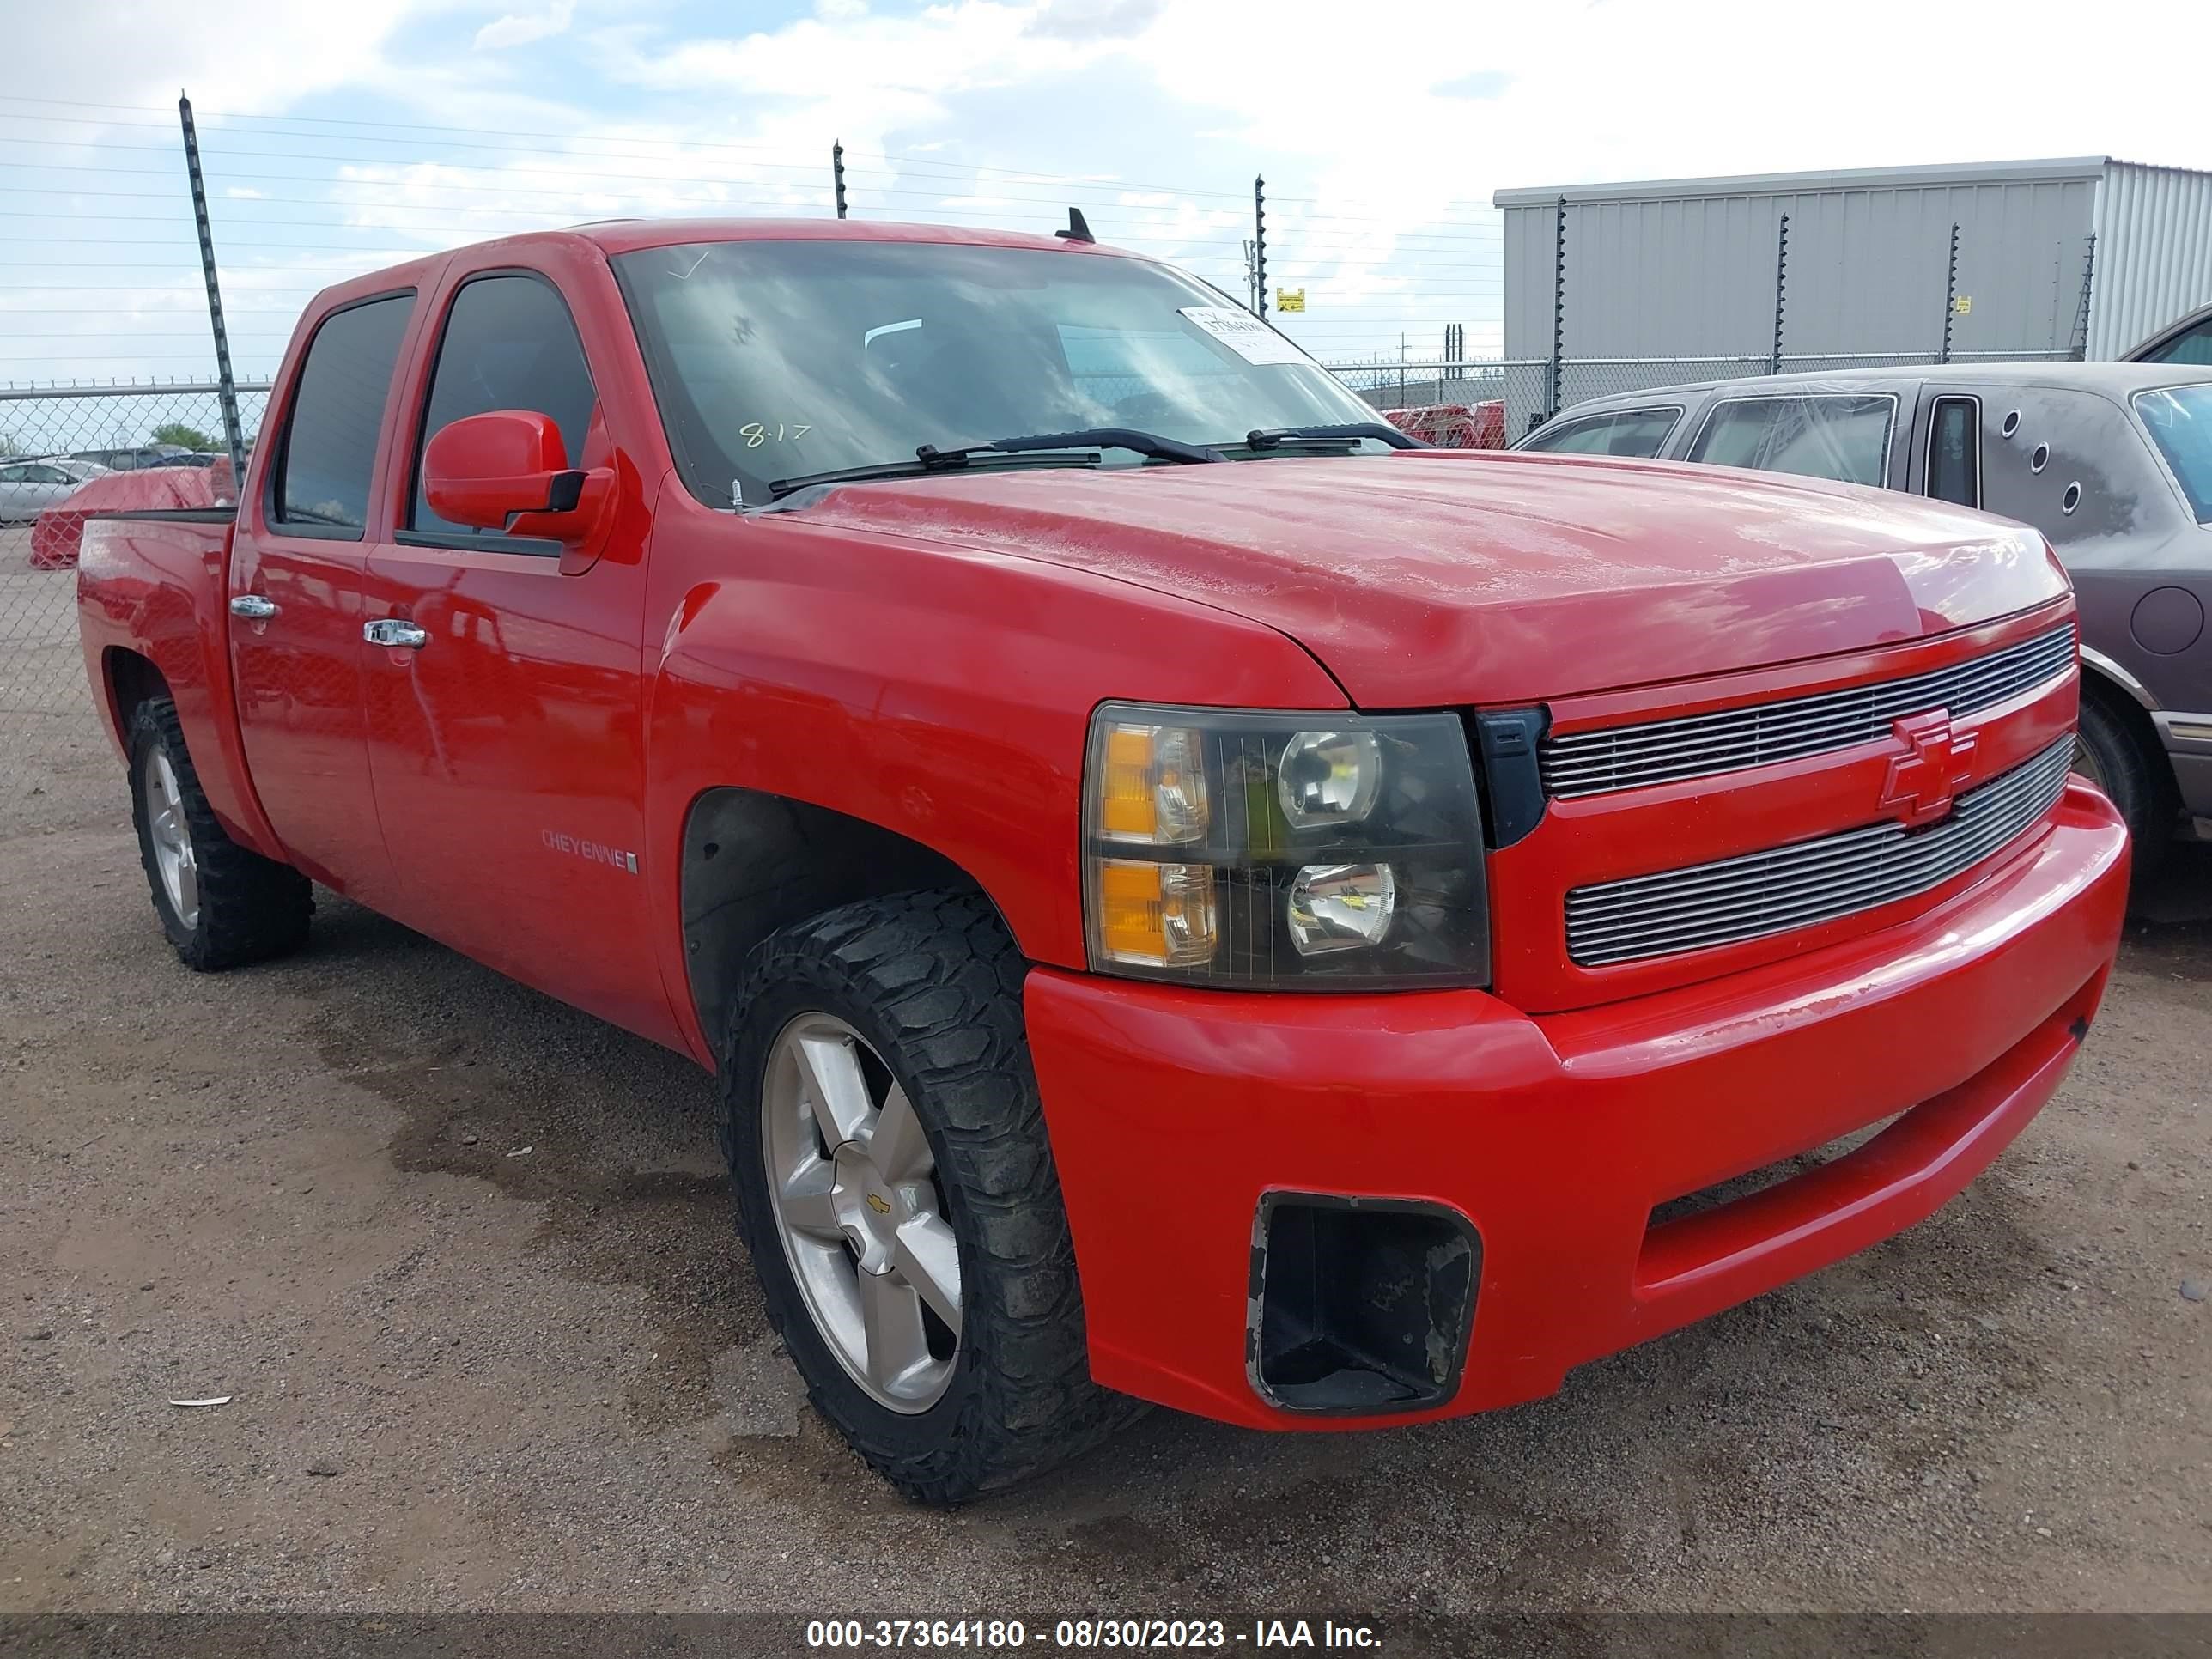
[805,1619,1383,1650]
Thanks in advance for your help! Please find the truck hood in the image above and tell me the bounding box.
[787,451,2068,706]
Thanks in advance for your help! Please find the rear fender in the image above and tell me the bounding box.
[76,517,283,859]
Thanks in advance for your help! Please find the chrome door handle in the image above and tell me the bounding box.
[228,595,277,620]
[363,618,428,649]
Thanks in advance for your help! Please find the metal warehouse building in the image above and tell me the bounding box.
[1495,156,2212,365]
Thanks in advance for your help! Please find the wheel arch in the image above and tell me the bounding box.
[2077,657,2172,780]
[678,786,1022,1050]
[100,646,171,744]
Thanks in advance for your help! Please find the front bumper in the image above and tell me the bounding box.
[1024,781,2130,1431]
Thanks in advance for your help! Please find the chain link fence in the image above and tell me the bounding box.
[1,384,264,824]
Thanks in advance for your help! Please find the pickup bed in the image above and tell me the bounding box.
[77,217,2130,1503]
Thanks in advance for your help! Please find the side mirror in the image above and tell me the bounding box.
[422,410,612,544]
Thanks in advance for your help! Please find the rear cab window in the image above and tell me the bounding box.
[1519,406,1684,458]
[1688,393,1897,486]
[271,293,416,538]
[407,271,599,552]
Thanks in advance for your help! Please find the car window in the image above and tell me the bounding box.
[1925,397,1980,507]
[410,273,598,538]
[0,465,23,483]
[2135,384,2212,523]
[2143,319,2212,367]
[274,293,415,536]
[28,465,69,483]
[1689,394,1894,486]
[1521,406,1682,458]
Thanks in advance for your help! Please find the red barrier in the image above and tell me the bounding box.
[1382,401,1506,450]
[28,462,233,570]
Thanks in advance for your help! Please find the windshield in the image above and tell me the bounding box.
[611,240,1380,507]
[2134,384,2212,523]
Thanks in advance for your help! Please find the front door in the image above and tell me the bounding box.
[228,290,416,907]
[360,267,667,1042]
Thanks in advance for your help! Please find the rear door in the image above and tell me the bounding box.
[228,290,417,905]
[360,255,667,1041]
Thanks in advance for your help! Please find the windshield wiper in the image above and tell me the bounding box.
[1242,422,1426,451]
[969,427,1224,465]
[769,448,1101,500]
[769,427,1222,501]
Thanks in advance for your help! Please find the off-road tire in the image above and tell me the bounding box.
[720,890,1139,1504]
[2074,689,2172,877]
[127,696,313,969]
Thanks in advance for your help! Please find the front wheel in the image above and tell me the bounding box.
[720,890,1135,1504]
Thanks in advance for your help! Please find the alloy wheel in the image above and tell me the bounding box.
[760,1013,962,1413]
[143,747,199,930]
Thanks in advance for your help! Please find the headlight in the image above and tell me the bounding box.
[1082,702,1489,988]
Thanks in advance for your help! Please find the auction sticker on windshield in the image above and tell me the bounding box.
[1178,306,1309,366]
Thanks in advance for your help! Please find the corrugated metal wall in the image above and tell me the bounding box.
[2091,162,2212,357]
[1500,163,2105,362]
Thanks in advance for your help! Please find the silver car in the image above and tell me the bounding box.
[0,457,102,523]
[1513,362,2212,867]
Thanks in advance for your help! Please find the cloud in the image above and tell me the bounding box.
[474,0,577,50]
[1433,69,1513,99]
[1027,0,1164,41]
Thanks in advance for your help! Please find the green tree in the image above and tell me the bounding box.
[150,422,217,450]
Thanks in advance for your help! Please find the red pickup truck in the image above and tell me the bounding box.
[77,218,2130,1504]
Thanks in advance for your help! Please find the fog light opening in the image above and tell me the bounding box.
[1248,1194,1480,1415]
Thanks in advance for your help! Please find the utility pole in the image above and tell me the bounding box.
[1546,194,1566,422]
[1941,222,1960,362]
[831,142,848,220]
[1253,177,1267,318]
[1768,212,1790,376]
[2069,232,2097,360]
[177,93,246,488]
[1243,240,1259,313]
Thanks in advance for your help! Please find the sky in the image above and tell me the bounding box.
[3,0,2209,403]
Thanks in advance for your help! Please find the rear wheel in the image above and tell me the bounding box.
[127,697,313,969]
[720,890,1136,1504]
[2072,690,2172,875]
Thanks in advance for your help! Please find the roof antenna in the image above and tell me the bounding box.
[1055,207,1095,245]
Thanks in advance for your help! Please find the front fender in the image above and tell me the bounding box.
[640,501,1347,1060]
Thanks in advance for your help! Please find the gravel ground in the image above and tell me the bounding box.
[2,545,2209,1618]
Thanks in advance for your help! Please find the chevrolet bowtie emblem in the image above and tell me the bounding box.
[1880,710,1976,827]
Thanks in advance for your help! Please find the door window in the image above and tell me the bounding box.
[272,293,416,537]
[2142,319,2212,367]
[1688,394,1896,486]
[1924,397,1981,507]
[1520,406,1683,458]
[410,274,597,540]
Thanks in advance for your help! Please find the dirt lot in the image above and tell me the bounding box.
[3,544,2209,1619]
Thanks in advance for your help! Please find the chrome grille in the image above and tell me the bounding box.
[1540,623,2076,799]
[1565,738,2073,968]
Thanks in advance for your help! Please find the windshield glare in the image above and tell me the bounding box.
[611,240,1381,506]
[2135,384,2212,524]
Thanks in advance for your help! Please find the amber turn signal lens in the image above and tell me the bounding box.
[1093,858,1218,968]
[1097,722,1207,844]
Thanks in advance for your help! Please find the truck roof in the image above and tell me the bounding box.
[319,216,1141,307]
